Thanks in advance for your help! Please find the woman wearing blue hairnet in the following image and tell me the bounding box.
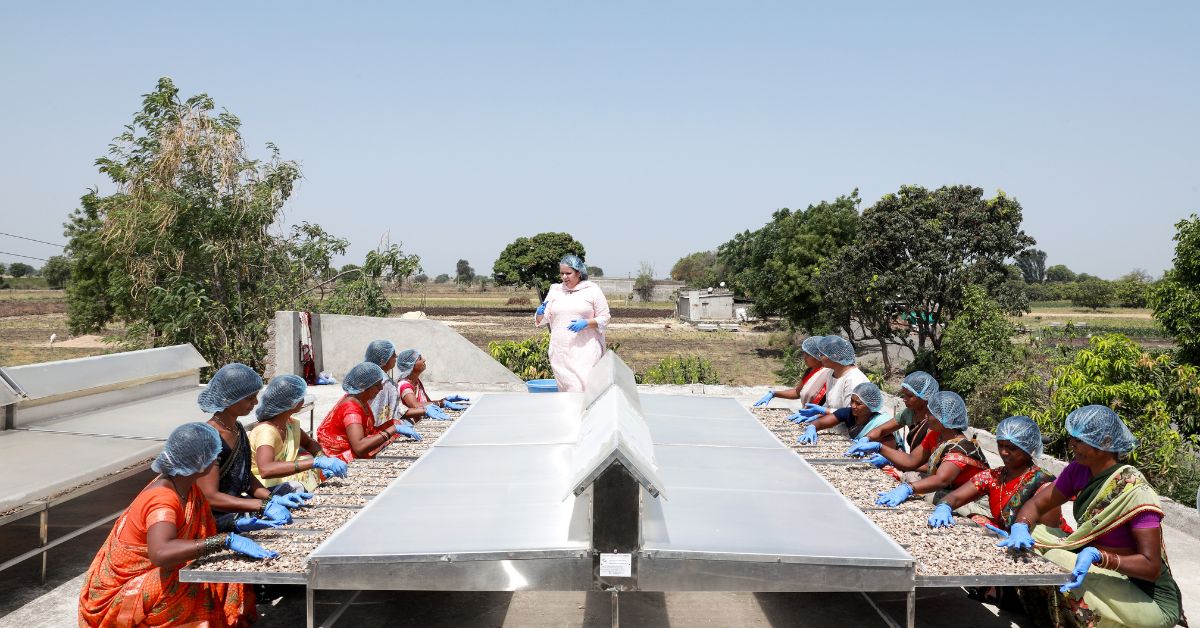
[249,375,348,492]
[79,423,273,626]
[864,371,939,451]
[752,336,831,409]
[196,364,307,533]
[998,406,1182,628]
[534,254,611,392]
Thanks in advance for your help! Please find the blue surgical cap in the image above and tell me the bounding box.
[256,374,307,421]
[560,254,588,280]
[394,349,420,379]
[152,422,222,477]
[995,415,1044,459]
[1066,405,1137,454]
[198,363,263,414]
[364,340,396,368]
[927,391,968,430]
[851,382,886,413]
[901,371,939,400]
[818,336,856,366]
[801,336,824,358]
[343,362,387,395]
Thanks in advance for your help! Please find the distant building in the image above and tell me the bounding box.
[676,289,738,322]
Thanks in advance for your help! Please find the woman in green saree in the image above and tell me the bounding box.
[999,405,1183,628]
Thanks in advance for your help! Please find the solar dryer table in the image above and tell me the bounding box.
[303,390,920,628]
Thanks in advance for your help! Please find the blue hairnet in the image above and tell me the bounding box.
[927,391,968,430]
[901,371,939,400]
[198,363,264,414]
[800,336,824,358]
[152,422,221,477]
[995,415,1044,459]
[256,374,308,421]
[560,254,588,280]
[1066,405,1137,454]
[343,361,387,395]
[818,336,856,365]
[394,349,420,379]
[364,339,396,367]
[851,382,886,413]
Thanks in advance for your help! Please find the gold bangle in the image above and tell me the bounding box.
[1114,554,1121,572]
[293,460,300,474]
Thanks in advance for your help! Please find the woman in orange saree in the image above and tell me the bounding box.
[79,423,276,627]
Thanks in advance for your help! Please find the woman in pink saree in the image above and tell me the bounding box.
[534,254,611,392]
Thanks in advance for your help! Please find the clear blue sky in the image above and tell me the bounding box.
[1,2,1197,279]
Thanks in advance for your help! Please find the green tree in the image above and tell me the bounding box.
[1070,278,1114,310]
[286,222,348,302]
[1151,214,1200,363]
[937,286,1018,399]
[42,255,71,289]
[670,250,723,287]
[720,191,861,329]
[1113,269,1152,308]
[9,262,33,278]
[1046,264,1076,283]
[322,244,420,317]
[434,273,450,284]
[1014,248,1047,283]
[586,266,604,278]
[61,78,319,370]
[633,262,655,302]
[1001,334,1190,488]
[815,185,1033,372]
[455,259,475,285]
[0,262,6,275]
[413,273,429,284]
[492,232,586,300]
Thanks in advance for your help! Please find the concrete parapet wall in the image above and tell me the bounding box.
[274,312,525,391]
[590,278,683,302]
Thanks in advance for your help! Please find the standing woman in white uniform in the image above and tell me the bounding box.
[534,254,611,392]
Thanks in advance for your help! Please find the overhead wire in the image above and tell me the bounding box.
[0,251,50,262]
[0,231,66,248]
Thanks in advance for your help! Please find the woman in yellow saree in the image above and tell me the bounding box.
[998,406,1184,628]
[79,423,277,627]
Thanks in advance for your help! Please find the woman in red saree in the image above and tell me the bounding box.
[317,362,408,461]
[79,423,276,627]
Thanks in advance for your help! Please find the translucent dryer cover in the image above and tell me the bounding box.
[583,351,642,415]
[567,385,665,499]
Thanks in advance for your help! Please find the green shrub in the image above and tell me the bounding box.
[774,345,807,386]
[1001,334,1197,488]
[938,286,1018,397]
[488,334,553,380]
[640,356,718,385]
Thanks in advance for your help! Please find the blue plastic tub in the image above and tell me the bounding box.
[526,379,559,393]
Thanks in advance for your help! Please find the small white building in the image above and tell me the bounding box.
[676,289,738,322]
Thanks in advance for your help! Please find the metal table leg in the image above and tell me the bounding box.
[39,509,48,584]
[611,591,619,628]
[306,586,315,628]
[907,589,916,628]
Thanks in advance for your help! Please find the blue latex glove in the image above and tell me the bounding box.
[263,498,293,523]
[233,514,286,532]
[846,440,883,457]
[997,522,1035,551]
[753,391,774,407]
[312,456,348,478]
[272,492,309,509]
[796,424,818,445]
[798,403,827,417]
[1061,547,1103,593]
[876,483,914,507]
[394,420,423,440]
[443,400,467,411]
[567,319,589,333]
[445,394,470,402]
[226,532,279,560]
[983,523,1009,538]
[425,404,451,420]
[535,300,547,316]
[928,503,955,528]
[867,453,890,468]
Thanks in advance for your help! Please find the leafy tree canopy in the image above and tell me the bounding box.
[492,232,586,300]
[8,262,34,278]
[61,77,341,371]
[719,191,861,329]
[670,250,723,288]
[1070,278,1114,310]
[1014,248,1047,283]
[815,185,1033,371]
[586,266,604,278]
[42,255,71,289]
[1045,264,1076,283]
[1151,214,1200,363]
[455,259,475,285]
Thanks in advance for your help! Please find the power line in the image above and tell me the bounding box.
[0,251,49,262]
[0,231,66,248]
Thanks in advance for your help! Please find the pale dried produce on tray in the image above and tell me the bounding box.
[792,435,858,460]
[309,493,369,508]
[191,535,322,574]
[381,440,427,458]
[292,507,358,531]
[811,464,926,512]
[865,508,1067,578]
